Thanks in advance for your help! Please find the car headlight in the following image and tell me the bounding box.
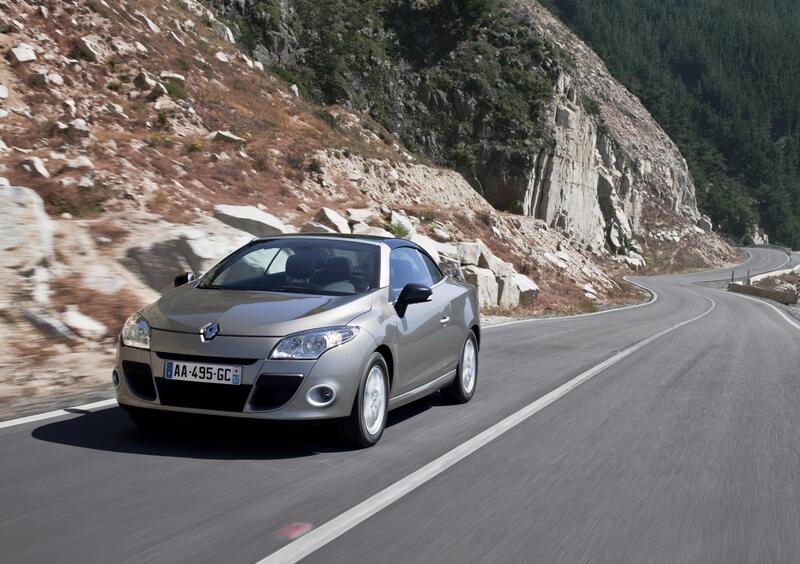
[121,313,150,350]
[269,326,359,360]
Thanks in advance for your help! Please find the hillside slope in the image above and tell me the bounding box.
[0,0,734,413]
[539,0,800,248]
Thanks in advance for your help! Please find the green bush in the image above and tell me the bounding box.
[385,222,410,238]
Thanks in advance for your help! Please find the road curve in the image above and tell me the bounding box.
[1,248,797,563]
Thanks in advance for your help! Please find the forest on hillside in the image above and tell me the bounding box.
[540,0,800,248]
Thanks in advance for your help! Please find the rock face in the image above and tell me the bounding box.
[511,0,700,250]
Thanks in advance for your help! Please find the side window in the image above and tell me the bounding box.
[420,253,444,284]
[389,247,435,301]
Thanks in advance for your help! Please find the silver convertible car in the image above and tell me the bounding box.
[115,234,480,446]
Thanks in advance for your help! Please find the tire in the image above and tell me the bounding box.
[442,331,478,404]
[125,406,165,431]
[340,353,389,448]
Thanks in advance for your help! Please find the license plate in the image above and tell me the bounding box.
[164,360,242,385]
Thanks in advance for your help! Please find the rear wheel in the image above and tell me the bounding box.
[340,353,389,448]
[442,331,478,404]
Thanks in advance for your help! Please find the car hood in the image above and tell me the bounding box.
[142,285,376,337]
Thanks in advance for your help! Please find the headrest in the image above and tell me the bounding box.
[322,257,351,281]
[286,254,314,279]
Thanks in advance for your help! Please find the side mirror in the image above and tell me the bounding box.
[395,283,432,317]
[174,271,196,287]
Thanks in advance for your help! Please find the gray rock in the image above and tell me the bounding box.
[214,51,229,63]
[389,210,415,236]
[64,156,93,170]
[212,20,234,43]
[21,157,50,178]
[62,305,107,340]
[300,221,336,234]
[67,118,90,138]
[76,35,106,62]
[314,207,350,233]
[207,130,244,144]
[134,70,156,90]
[7,43,36,64]
[438,256,464,281]
[462,265,499,309]
[160,71,185,83]
[135,11,161,33]
[147,82,168,101]
[498,273,540,308]
[697,215,713,232]
[456,241,484,266]
[289,84,299,97]
[0,84,8,99]
[213,204,293,236]
[24,309,76,340]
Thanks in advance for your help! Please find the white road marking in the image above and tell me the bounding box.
[0,398,117,431]
[720,289,800,332]
[256,295,718,564]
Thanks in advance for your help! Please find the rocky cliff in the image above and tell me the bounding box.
[206,0,707,257]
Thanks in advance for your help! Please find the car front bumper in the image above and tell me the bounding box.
[114,327,376,420]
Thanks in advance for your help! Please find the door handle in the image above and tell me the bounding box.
[440,315,450,326]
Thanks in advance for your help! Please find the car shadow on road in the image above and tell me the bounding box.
[30,397,439,460]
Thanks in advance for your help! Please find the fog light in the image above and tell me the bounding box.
[306,385,336,407]
[112,370,120,387]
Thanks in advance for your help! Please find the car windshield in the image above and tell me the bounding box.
[199,238,381,296]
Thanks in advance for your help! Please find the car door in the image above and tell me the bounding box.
[388,247,453,395]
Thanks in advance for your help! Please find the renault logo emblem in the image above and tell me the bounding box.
[200,322,220,342]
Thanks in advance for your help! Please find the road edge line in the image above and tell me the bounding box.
[0,398,117,431]
[717,289,800,331]
[256,295,717,564]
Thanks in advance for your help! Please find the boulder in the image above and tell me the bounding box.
[160,71,185,83]
[213,204,293,236]
[135,11,161,33]
[289,84,299,97]
[389,210,415,236]
[146,82,168,101]
[411,233,457,264]
[62,305,107,340]
[300,221,336,234]
[462,265,499,309]
[21,157,50,178]
[478,247,515,276]
[24,309,76,340]
[76,35,107,62]
[214,51,229,63]
[123,225,251,292]
[207,130,244,144]
[0,186,53,271]
[7,44,37,64]
[212,20,234,43]
[438,256,464,281]
[314,207,350,234]
[67,118,90,138]
[134,70,157,90]
[64,156,93,170]
[456,241,484,266]
[0,84,8,99]
[625,252,647,270]
[500,273,540,307]
[697,215,713,232]
[353,225,394,238]
[347,208,376,224]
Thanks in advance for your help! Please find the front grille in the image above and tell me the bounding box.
[155,379,253,412]
[251,374,304,411]
[155,352,260,365]
[122,361,157,401]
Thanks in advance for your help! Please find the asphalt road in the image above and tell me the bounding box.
[1,248,798,563]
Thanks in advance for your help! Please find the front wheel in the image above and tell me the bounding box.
[442,331,478,404]
[340,353,389,448]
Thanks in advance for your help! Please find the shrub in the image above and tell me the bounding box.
[385,222,410,238]
[164,80,187,100]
